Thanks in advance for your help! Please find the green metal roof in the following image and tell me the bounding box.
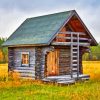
[2,10,73,46]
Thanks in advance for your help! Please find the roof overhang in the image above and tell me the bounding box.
[2,43,48,47]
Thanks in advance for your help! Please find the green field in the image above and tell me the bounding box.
[0,63,100,100]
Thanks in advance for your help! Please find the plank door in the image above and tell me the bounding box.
[47,49,59,76]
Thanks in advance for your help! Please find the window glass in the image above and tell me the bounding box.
[21,52,29,66]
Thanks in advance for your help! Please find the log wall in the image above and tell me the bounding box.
[8,47,14,71]
[8,47,35,79]
[35,47,52,79]
[14,47,35,68]
[59,47,70,75]
[79,48,83,74]
[35,47,42,79]
[8,46,84,79]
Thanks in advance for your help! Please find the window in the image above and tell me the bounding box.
[21,52,29,66]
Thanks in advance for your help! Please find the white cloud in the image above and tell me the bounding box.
[0,0,100,43]
[0,9,26,37]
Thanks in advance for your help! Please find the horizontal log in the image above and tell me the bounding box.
[58,32,86,35]
[14,69,35,74]
[15,67,35,70]
[56,36,90,41]
[52,42,90,46]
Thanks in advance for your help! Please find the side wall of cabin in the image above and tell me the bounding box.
[8,47,49,79]
[8,47,36,79]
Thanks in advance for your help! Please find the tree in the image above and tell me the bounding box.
[0,38,8,63]
[83,43,100,61]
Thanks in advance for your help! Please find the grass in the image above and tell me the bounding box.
[0,63,8,77]
[0,62,100,100]
[0,79,100,100]
[83,61,100,79]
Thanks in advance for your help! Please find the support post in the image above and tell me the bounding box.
[77,33,79,79]
[70,32,73,78]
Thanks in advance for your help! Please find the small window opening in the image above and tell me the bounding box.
[21,52,29,66]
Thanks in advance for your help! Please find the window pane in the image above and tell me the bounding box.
[22,53,29,65]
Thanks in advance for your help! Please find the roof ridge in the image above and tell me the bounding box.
[27,10,75,20]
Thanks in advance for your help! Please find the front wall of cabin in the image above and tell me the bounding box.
[8,46,83,79]
[45,46,83,76]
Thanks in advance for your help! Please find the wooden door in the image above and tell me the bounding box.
[47,49,59,76]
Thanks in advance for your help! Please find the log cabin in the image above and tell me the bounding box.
[2,10,97,82]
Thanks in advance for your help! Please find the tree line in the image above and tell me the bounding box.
[0,38,8,63]
[82,43,100,61]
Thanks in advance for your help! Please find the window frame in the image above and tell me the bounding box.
[21,52,29,67]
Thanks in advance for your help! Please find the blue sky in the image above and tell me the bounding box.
[0,0,100,42]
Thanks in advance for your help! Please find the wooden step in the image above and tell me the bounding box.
[57,80,75,84]
[72,60,77,62]
[73,51,78,54]
[72,68,78,71]
[72,47,78,50]
[72,64,77,66]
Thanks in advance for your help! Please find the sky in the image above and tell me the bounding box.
[0,0,100,42]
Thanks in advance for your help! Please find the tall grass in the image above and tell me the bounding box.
[0,63,8,81]
[0,62,100,100]
[0,63,8,76]
[83,61,100,79]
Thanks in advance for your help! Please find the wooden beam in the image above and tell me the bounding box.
[52,42,90,46]
[58,32,86,35]
[56,36,91,41]
[6,44,48,47]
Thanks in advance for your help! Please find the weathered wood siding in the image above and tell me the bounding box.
[14,47,35,68]
[35,48,42,79]
[35,47,51,79]
[79,48,83,74]
[8,47,35,79]
[8,46,83,79]
[59,47,70,75]
[8,47,14,71]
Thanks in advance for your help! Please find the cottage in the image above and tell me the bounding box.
[3,10,97,82]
